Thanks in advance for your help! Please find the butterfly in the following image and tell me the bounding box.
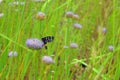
[41,36,54,49]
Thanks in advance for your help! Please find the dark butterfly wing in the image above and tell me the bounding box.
[41,36,54,44]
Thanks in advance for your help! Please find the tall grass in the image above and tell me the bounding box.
[0,0,119,80]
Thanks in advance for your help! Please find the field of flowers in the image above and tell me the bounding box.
[0,0,119,80]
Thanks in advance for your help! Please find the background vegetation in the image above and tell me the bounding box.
[0,0,119,80]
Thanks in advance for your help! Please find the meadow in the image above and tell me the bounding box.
[0,0,119,80]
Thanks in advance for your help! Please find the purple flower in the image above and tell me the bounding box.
[108,45,114,51]
[97,26,107,34]
[14,52,18,56]
[73,23,82,29]
[26,38,44,49]
[72,14,79,20]
[42,56,55,64]
[70,43,78,48]
[102,27,107,34]
[65,11,74,18]
[8,51,18,57]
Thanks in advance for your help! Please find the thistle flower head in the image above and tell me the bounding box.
[8,51,18,57]
[14,52,18,56]
[65,11,74,18]
[26,38,44,50]
[70,43,78,48]
[42,56,55,64]
[102,27,107,34]
[72,14,79,20]
[73,23,82,29]
[108,45,114,51]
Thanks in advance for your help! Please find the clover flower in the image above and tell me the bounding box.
[73,23,82,29]
[42,56,55,64]
[8,51,18,57]
[26,38,44,50]
[70,43,78,48]
[35,12,46,20]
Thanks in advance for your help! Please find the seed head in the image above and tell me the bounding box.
[36,12,46,20]
[42,56,55,64]
[26,38,44,50]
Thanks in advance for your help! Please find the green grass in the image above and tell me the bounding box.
[0,0,119,80]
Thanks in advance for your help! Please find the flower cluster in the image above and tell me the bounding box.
[8,51,18,57]
[65,11,79,20]
[25,37,55,65]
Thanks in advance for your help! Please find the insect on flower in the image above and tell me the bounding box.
[26,36,54,50]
